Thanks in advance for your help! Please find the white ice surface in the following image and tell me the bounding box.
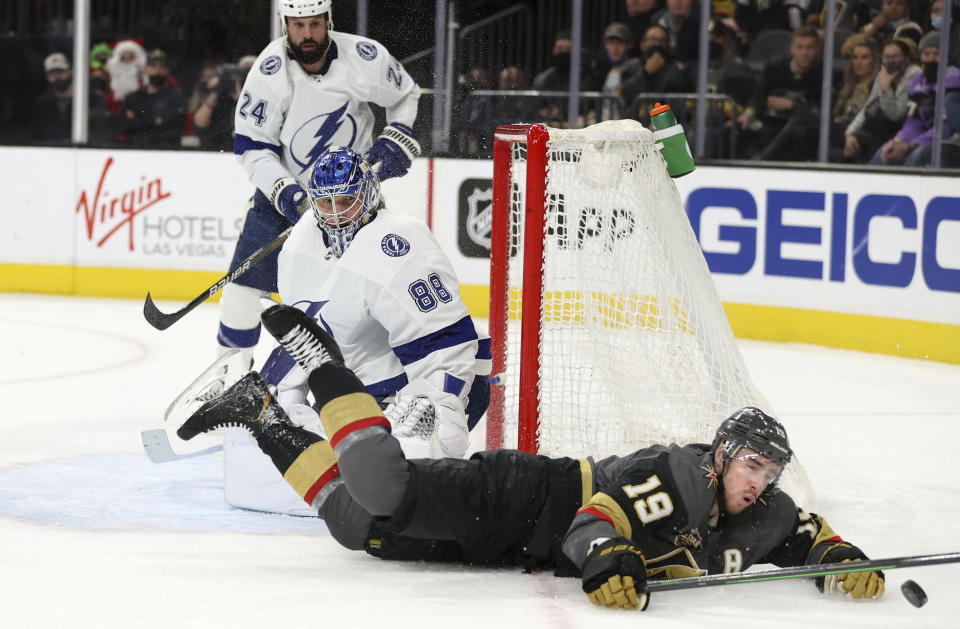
[1,293,958,628]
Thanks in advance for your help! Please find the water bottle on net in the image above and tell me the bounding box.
[650,102,695,178]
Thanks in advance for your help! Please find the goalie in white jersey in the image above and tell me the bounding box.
[215,0,421,375]
[223,146,491,515]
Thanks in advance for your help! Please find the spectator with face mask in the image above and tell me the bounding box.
[619,23,692,121]
[533,31,577,93]
[116,49,187,148]
[31,53,74,143]
[89,42,112,102]
[32,52,112,145]
[697,18,755,157]
[926,0,960,65]
[870,31,960,166]
[841,36,922,163]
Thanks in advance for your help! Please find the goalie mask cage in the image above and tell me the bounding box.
[488,120,779,460]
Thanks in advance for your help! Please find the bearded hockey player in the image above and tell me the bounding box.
[178,304,884,610]
[208,0,422,398]
[221,147,489,516]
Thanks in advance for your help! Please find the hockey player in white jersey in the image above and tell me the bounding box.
[223,146,491,515]
[213,0,421,379]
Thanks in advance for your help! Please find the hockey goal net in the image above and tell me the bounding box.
[488,121,777,459]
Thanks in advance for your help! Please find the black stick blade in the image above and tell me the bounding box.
[143,292,185,330]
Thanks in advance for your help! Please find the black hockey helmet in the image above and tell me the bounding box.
[711,407,792,468]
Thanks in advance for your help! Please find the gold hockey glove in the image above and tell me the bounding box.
[815,543,885,600]
[580,537,650,609]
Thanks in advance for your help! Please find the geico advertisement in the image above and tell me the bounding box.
[446,163,960,326]
[73,150,250,270]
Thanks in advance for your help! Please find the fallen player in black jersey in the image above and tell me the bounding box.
[178,304,885,610]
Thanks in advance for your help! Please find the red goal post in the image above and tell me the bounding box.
[488,124,549,454]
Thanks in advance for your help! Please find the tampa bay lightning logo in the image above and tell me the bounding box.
[289,102,358,173]
[260,55,282,75]
[293,300,334,336]
[356,42,378,61]
[381,234,410,257]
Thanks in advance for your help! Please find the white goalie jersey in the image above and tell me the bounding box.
[235,31,420,196]
[276,210,481,411]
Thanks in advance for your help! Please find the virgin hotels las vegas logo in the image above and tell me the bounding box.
[75,156,171,251]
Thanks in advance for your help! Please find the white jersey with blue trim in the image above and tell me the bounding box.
[234,31,420,197]
[277,210,480,400]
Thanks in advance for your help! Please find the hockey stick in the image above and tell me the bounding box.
[143,226,293,330]
[644,552,960,593]
[141,428,223,463]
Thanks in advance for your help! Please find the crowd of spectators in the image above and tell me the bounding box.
[25,37,257,152]
[9,0,960,166]
[452,0,959,165]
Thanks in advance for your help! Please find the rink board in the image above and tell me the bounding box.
[0,146,957,362]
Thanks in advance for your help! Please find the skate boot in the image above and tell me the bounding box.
[177,371,290,441]
[260,304,345,372]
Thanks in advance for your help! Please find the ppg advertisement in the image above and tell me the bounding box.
[440,163,960,329]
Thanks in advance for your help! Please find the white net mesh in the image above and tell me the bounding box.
[497,120,774,458]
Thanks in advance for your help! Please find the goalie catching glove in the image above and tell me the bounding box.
[270,177,312,224]
[365,122,420,181]
[384,375,469,458]
[580,537,650,610]
[813,541,885,600]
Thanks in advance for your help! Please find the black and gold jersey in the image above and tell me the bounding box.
[563,443,841,578]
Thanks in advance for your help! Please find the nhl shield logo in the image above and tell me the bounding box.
[456,179,494,258]
[465,186,493,249]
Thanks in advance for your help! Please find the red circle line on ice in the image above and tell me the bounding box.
[0,317,150,385]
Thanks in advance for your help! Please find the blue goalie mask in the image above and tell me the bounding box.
[308,146,382,257]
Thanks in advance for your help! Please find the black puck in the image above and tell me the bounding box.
[900,579,928,608]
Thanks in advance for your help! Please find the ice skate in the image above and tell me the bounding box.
[177,371,290,441]
[163,349,254,426]
[260,304,345,372]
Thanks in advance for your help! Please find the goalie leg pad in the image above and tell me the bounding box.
[223,428,320,516]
